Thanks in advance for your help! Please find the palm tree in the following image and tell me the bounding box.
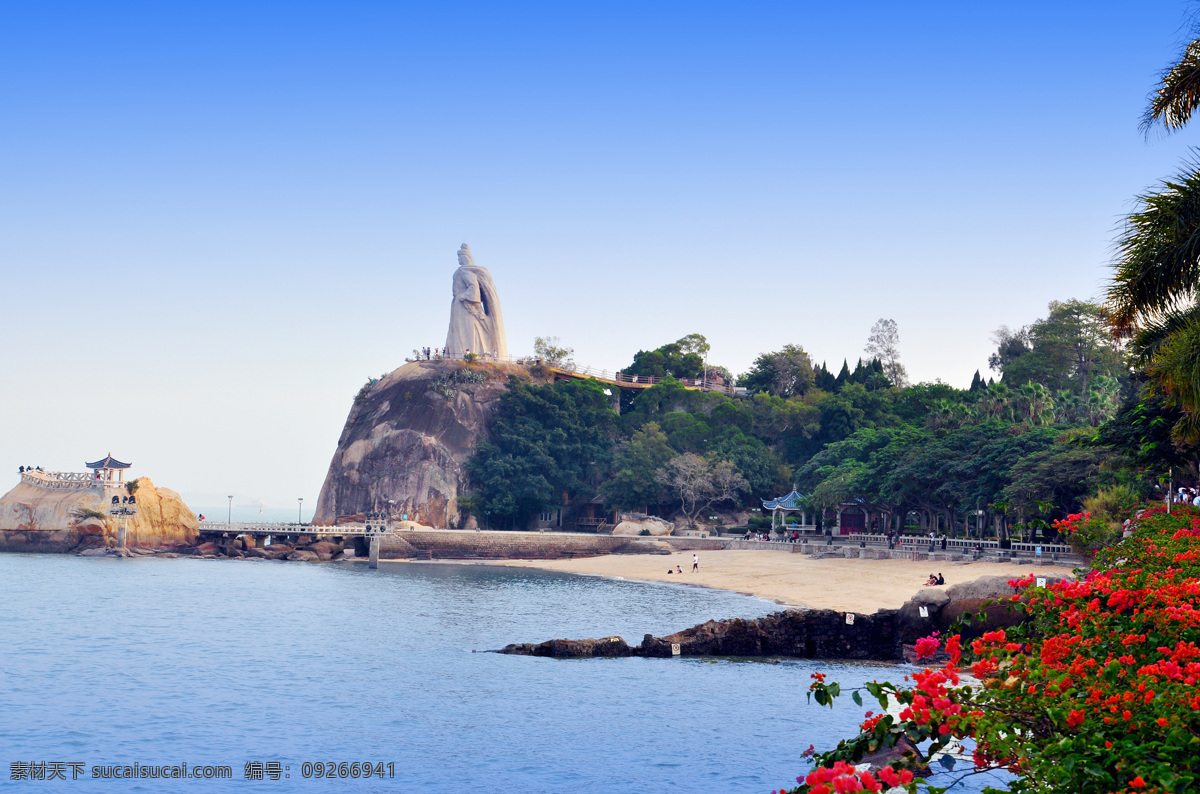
[1016,382,1055,426]
[1109,31,1200,442]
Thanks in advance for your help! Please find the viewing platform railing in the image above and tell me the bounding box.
[402,352,740,395]
[20,470,118,491]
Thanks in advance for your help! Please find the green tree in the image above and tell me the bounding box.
[622,335,708,381]
[601,422,673,510]
[813,362,837,392]
[533,336,574,368]
[467,378,615,527]
[707,429,790,498]
[1001,436,1107,532]
[991,300,1125,395]
[738,344,815,397]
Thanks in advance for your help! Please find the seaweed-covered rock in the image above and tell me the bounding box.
[499,637,634,658]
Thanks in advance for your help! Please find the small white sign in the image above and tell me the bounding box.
[919,606,929,618]
[671,643,681,656]
[1036,578,1047,588]
[845,613,855,625]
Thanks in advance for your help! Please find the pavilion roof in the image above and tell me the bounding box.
[86,454,131,470]
[762,489,806,510]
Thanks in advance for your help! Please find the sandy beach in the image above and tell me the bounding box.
[469,549,1076,612]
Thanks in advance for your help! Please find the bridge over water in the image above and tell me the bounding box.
[197,521,395,567]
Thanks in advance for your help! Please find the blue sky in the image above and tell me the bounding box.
[2,1,1197,516]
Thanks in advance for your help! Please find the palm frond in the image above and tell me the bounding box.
[1129,303,1200,364]
[1108,156,1200,331]
[1146,316,1200,444]
[1143,38,1200,135]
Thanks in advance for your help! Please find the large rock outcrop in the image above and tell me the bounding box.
[313,359,529,529]
[0,476,198,552]
[612,514,675,536]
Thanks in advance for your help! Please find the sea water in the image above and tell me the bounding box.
[0,555,1008,792]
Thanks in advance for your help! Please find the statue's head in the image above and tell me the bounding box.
[457,243,475,268]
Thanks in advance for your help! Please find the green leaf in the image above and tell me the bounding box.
[852,690,863,706]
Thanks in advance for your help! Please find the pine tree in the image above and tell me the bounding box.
[970,370,984,392]
[814,362,837,392]
[835,359,850,391]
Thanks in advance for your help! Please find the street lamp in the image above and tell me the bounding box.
[227,495,233,526]
[297,497,304,525]
[109,494,138,548]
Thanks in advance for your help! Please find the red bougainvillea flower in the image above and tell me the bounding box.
[782,504,1200,794]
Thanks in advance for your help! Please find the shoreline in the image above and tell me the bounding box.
[396,548,1076,613]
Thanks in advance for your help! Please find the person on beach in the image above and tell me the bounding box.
[925,574,938,586]
[936,573,945,585]
[676,565,682,574]
[692,554,699,572]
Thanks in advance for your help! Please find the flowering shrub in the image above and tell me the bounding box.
[1052,509,1129,558]
[776,505,1200,794]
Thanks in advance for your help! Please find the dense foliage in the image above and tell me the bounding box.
[785,504,1200,794]
[466,377,615,528]
[464,300,1179,530]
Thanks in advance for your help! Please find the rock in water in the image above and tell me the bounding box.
[312,359,527,529]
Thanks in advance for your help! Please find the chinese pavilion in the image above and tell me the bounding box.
[86,454,131,486]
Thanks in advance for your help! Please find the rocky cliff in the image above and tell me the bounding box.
[0,477,198,552]
[313,359,529,528]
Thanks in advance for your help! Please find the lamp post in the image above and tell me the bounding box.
[297,497,304,525]
[227,495,233,526]
[364,499,394,569]
[109,494,138,549]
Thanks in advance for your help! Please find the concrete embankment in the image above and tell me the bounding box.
[383,529,728,560]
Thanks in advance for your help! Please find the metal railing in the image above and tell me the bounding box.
[1010,542,1072,555]
[402,352,739,395]
[197,521,392,537]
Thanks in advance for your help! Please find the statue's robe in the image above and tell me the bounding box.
[445,265,507,358]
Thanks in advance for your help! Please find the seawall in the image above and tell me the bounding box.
[384,529,728,560]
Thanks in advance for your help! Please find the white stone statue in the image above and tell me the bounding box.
[444,243,507,359]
